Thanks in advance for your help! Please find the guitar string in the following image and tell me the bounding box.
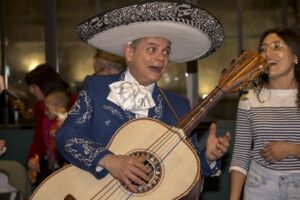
[91,178,118,199]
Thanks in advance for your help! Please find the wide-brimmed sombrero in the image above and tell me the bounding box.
[75,1,224,63]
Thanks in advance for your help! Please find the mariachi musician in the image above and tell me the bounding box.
[56,1,231,199]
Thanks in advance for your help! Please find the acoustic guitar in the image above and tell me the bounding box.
[30,50,267,200]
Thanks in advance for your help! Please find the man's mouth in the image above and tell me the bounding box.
[149,66,163,73]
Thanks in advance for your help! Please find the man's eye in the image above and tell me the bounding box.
[163,49,170,55]
[147,47,155,53]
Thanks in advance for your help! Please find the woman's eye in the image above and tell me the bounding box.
[260,46,266,52]
[273,43,282,49]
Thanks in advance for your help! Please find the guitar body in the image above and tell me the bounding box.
[30,118,200,200]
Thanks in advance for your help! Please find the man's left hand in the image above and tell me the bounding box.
[205,123,231,165]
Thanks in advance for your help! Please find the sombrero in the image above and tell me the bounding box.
[75,1,224,63]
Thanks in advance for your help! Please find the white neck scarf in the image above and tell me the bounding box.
[107,71,156,117]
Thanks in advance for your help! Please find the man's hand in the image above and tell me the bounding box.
[205,123,231,165]
[99,154,150,193]
[260,141,297,163]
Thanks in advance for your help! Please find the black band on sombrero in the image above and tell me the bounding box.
[75,1,224,63]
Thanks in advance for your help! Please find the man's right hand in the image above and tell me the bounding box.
[99,154,150,193]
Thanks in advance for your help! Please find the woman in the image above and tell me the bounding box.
[230,27,300,200]
[25,64,76,185]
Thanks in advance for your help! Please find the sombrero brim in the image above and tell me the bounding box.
[76,1,224,63]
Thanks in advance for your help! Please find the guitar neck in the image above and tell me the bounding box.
[176,87,225,137]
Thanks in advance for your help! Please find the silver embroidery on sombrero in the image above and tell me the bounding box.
[69,90,92,124]
[75,2,224,59]
[64,138,106,167]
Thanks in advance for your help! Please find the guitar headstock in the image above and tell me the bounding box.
[218,50,268,94]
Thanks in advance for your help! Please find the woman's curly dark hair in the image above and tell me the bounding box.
[255,27,300,107]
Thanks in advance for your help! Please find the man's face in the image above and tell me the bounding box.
[124,37,171,86]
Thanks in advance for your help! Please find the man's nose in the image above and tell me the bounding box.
[155,52,165,61]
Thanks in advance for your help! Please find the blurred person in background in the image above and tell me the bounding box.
[93,49,126,75]
[25,64,77,186]
[0,75,6,156]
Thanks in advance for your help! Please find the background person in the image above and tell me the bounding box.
[0,75,7,156]
[93,49,126,75]
[229,27,300,200]
[43,89,71,171]
[25,64,76,185]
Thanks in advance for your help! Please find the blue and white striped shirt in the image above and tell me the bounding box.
[230,88,300,175]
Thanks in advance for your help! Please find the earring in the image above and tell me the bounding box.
[296,57,298,64]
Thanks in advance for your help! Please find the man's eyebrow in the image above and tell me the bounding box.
[145,42,171,49]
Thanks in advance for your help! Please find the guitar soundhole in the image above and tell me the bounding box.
[121,150,163,194]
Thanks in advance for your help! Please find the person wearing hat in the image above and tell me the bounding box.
[56,1,230,198]
[93,49,126,75]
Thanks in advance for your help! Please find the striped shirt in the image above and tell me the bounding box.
[230,88,300,175]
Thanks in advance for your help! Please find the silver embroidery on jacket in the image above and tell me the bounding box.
[153,94,163,120]
[69,90,92,124]
[102,105,124,120]
[64,138,106,167]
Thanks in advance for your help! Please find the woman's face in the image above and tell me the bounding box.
[260,33,297,84]
[29,84,44,100]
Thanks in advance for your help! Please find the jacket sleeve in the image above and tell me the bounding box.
[55,76,112,179]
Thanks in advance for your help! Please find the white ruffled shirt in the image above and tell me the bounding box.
[107,70,155,118]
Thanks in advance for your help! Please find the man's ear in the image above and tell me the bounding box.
[123,44,134,62]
